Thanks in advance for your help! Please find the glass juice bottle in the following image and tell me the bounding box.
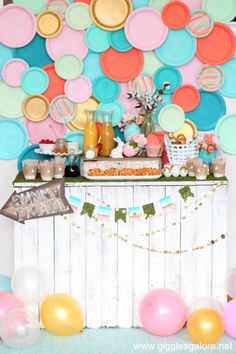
[83,110,98,152]
[99,110,115,157]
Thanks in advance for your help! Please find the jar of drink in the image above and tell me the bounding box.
[83,110,98,152]
[99,110,115,157]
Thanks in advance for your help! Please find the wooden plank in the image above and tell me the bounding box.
[69,187,86,319]
[54,188,71,294]
[180,186,197,306]
[117,186,133,328]
[85,186,102,328]
[164,186,181,293]
[195,186,213,298]
[132,186,150,327]
[101,187,118,327]
[149,186,165,290]
[212,185,228,305]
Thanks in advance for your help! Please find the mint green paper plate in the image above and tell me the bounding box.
[158,104,185,132]
[85,25,110,53]
[0,81,27,118]
[66,2,92,30]
[93,75,121,103]
[21,67,49,95]
[215,113,236,155]
[13,0,47,14]
[55,53,83,80]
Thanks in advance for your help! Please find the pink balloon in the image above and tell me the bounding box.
[0,291,23,321]
[177,57,203,88]
[223,299,236,338]
[139,288,187,336]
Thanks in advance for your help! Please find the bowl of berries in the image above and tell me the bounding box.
[39,139,55,153]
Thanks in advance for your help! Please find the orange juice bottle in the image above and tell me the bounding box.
[99,110,115,157]
[83,110,98,152]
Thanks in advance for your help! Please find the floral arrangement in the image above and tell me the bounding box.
[198,133,217,154]
[127,134,147,149]
[118,113,144,132]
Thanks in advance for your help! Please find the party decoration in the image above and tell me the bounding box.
[13,0,46,14]
[149,0,170,12]
[0,275,11,292]
[142,203,155,219]
[0,4,36,48]
[17,144,52,172]
[46,0,70,19]
[0,43,15,80]
[90,0,132,31]
[197,65,225,92]
[85,25,110,53]
[177,56,203,89]
[68,97,99,131]
[36,10,63,38]
[2,58,29,87]
[226,269,236,299]
[0,81,27,118]
[21,67,49,95]
[93,75,120,103]
[158,104,185,133]
[0,308,40,349]
[109,28,132,52]
[66,2,92,30]
[169,119,198,140]
[0,291,23,320]
[202,0,236,23]
[42,63,65,102]
[172,85,200,112]
[0,180,73,223]
[162,1,190,30]
[97,101,125,127]
[222,299,236,339]
[82,50,104,81]
[50,95,77,123]
[220,56,236,98]
[139,288,187,336]
[11,266,49,304]
[23,94,50,122]
[187,308,224,344]
[154,66,182,94]
[80,202,96,218]
[125,8,168,51]
[40,293,84,336]
[179,186,195,202]
[188,297,223,316]
[55,53,83,80]
[115,208,127,223]
[187,10,213,38]
[65,76,92,103]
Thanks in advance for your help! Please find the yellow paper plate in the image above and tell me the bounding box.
[67,97,99,131]
[169,119,198,139]
[23,95,49,122]
[90,0,133,31]
[37,10,63,38]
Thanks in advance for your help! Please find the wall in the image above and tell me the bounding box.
[0,0,236,276]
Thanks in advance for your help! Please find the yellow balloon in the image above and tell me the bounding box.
[40,294,84,336]
[187,308,224,344]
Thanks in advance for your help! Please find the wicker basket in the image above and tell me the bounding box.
[164,136,199,164]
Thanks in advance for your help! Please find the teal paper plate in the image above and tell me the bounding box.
[0,119,29,160]
[132,0,149,9]
[109,29,132,52]
[64,131,84,147]
[85,25,110,53]
[215,113,236,155]
[0,43,15,80]
[17,143,51,172]
[21,67,49,95]
[97,101,125,127]
[220,56,236,98]
[156,29,197,66]
[15,34,53,68]
[82,51,103,81]
[187,90,226,131]
[93,75,121,103]
[154,66,182,94]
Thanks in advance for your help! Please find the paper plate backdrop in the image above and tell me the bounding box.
[0,0,236,161]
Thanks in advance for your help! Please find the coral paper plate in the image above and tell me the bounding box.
[215,113,236,154]
[0,119,29,160]
[46,24,88,61]
[172,85,200,112]
[65,76,92,103]
[37,10,63,38]
[196,22,235,65]
[23,95,50,122]
[0,4,36,48]
[158,104,185,133]
[162,1,190,29]
[187,90,226,131]
[2,59,29,87]
[42,64,65,102]
[125,7,168,51]
[90,0,132,31]
[100,47,144,82]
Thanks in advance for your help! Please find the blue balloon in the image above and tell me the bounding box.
[0,275,12,293]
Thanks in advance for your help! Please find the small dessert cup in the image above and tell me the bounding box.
[40,161,55,181]
[23,160,38,180]
[186,157,195,177]
[54,157,66,178]
[194,164,209,181]
[146,144,163,158]
[211,158,226,178]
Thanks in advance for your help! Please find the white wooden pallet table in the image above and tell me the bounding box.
[14,179,228,328]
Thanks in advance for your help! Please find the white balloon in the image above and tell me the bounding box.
[0,308,40,349]
[11,267,49,304]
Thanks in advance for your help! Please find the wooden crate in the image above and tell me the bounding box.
[14,180,228,328]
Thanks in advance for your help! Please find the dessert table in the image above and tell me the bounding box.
[13,175,228,328]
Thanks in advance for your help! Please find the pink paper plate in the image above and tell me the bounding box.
[0,4,36,48]
[124,7,168,51]
[177,56,203,88]
[65,75,92,103]
[118,82,138,114]
[46,24,88,61]
[180,0,202,11]
[24,115,67,144]
[2,59,29,87]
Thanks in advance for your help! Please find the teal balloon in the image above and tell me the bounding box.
[124,123,140,141]
[0,275,12,292]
